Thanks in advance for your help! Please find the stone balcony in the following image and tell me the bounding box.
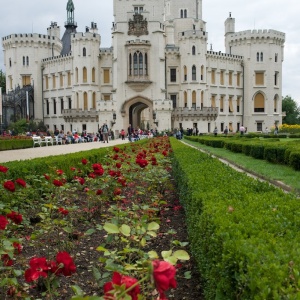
[172,107,218,121]
[62,109,99,122]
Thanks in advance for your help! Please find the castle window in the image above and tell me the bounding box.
[192,65,196,81]
[83,92,88,110]
[139,53,143,75]
[129,54,132,75]
[237,72,241,86]
[192,91,196,108]
[201,65,204,81]
[184,9,187,18]
[237,97,241,113]
[184,66,187,81]
[254,93,265,112]
[274,95,278,113]
[257,52,259,62]
[103,94,111,101]
[211,69,216,84]
[192,46,196,55]
[46,100,49,115]
[92,92,96,109]
[255,72,264,86]
[184,91,188,107]
[274,71,279,86]
[220,70,224,85]
[275,53,278,62]
[68,71,71,86]
[201,91,204,109]
[60,99,64,114]
[170,68,176,82]
[260,52,263,62]
[229,96,234,112]
[103,69,110,84]
[52,75,56,89]
[9,58,12,67]
[23,56,25,66]
[53,99,57,115]
[60,73,63,87]
[180,9,187,18]
[83,47,86,57]
[134,6,143,14]
[220,96,224,112]
[170,94,177,108]
[83,67,87,83]
[68,97,72,109]
[22,75,31,87]
[256,122,263,131]
[228,71,233,86]
[26,56,29,66]
[92,68,96,82]
[45,76,49,89]
[75,68,78,83]
[211,95,216,108]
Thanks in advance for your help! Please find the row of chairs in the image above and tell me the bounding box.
[32,136,63,147]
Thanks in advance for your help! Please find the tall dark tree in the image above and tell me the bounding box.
[0,69,6,92]
[282,96,300,124]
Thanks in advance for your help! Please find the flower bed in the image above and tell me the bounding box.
[0,138,200,299]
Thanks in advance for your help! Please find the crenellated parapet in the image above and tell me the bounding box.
[207,50,243,61]
[71,31,101,43]
[227,29,285,44]
[2,33,61,48]
[42,52,73,65]
[178,30,207,41]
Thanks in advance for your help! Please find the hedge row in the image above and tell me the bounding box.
[0,139,33,151]
[186,136,300,171]
[170,138,300,299]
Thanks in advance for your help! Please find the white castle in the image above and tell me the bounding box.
[1,0,285,135]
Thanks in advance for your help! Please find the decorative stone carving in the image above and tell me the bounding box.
[128,14,148,37]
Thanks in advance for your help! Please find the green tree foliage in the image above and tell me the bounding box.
[0,69,6,92]
[8,119,47,134]
[282,96,300,124]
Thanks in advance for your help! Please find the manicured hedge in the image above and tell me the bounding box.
[0,139,32,151]
[171,138,300,299]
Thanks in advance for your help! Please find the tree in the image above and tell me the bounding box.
[282,96,300,124]
[0,69,6,92]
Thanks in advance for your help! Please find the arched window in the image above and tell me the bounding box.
[139,52,143,75]
[192,65,196,81]
[26,56,29,66]
[83,92,88,110]
[260,52,263,62]
[75,68,78,83]
[180,9,184,18]
[256,52,259,62]
[274,95,278,113]
[184,91,188,107]
[9,58,12,67]
[76,93,79,109]
[145,53,148,75]
[184,9,187,18]
[184,66,187,81]
[83,47,86,57]
[192,46,196,55]
[92,92,96,109]
[23,56,25,66]
[133,53,138,75]
[129,54,132,75]
[201,65,204,81]
[92,68,96,82]
[83,67,87,83]
[254,93,265,112]
[192,91,196,108]
[201,91,204,109]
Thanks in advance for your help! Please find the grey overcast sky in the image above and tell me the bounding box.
[1,0,299,102]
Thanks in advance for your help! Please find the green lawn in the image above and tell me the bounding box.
[183,138,300,195]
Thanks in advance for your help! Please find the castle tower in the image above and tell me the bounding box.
[61,0,77,55]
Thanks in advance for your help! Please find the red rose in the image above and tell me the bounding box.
[56,169,64,175]
[0,165,9,173]
[0,215,9,230]
[3,181,15,192]
[96,189,103,195]
[56,252,76,276]
[53,179,63,187]
[152,260,177,299]
[44,174,50,181]
[1,254,13,266]
[113,188,122,196]
[104,272,140,300]
[116,162,122,169]
[88,173,96,178]
[24,257,49,282]
[70,167,76,171]
[15,178,26,187]
[13,242,23,254]
[81,158,88,165]
[74,176,85,185]
[7,211,23,225]
[113,147,120,153]
[58,207,69,216]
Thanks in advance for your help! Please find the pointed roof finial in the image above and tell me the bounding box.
[66,0,75,25]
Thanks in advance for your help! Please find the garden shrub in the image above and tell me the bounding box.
[171,138,300,299]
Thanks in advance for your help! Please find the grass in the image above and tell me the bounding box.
[183,137,300,195]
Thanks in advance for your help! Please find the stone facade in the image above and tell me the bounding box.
[1,0,285,134]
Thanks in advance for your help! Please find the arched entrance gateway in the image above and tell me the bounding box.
[121,96,155,130]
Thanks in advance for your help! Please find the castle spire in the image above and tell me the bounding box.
[66,0,75,26]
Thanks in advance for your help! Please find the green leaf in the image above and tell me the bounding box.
[63,227,73,233]
[161,250,172,259]
[103,223,120,234]
[96,246,108,252]
[148,251,159,259]
[173,250,190,261]
[71,285,84,296]
[13,270,23,277]
[147,222,160,231]
[85,229,96,236]
[140,238,146,247]
[164,256,178,265]
[147,231,157,237]
[120,224,131,237]
[184,271,192,279]
[92,267,102,280]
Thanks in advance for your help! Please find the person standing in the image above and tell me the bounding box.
[239,125,245,135]
[102,123,109,143]
[127,124,133,142]
[224,126,228,135]
[120,129,126,140]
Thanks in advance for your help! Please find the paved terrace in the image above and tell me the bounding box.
[0,139,129,163]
